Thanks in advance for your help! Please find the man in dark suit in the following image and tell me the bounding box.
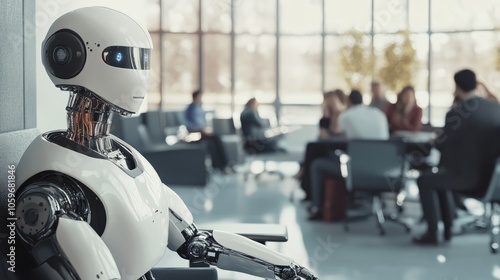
[414,69,500,244]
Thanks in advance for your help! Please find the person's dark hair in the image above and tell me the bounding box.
[349,90,363,105]
[397,85,415,103]
[192,89,202,100]
[245,98,257,108]
[399,85,415,95]
[454,69,477,92]
[396,85,416,113]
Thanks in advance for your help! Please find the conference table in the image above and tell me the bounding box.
[300,131,440,198]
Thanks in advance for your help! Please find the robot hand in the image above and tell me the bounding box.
[176,226,319,280]
[165,186,319,280]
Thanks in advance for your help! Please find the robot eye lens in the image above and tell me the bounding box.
[102,46,150,70]
[53,46,69,64]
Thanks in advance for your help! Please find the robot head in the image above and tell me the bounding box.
[42,6,152,114]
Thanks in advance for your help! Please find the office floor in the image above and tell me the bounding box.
[156,169,500,280]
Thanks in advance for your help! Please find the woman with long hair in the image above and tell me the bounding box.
[384,85,422,132]
[319,89,347,139]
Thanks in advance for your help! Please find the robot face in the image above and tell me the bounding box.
[102,46,150,70]
[42,7,153,114]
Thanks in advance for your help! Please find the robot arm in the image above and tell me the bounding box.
[16,181,120,280]
[31,217,121,280]
[176,229,318,280]
[163,185,318,280]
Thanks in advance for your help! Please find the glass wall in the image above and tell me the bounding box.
[147,0,500,126]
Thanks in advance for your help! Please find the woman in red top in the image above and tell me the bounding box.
[385,85,422,132]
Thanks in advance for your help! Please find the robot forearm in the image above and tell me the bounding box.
[176,228,319,280]
[163,184,318,279]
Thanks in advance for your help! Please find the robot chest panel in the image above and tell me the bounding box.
[96,165,170,277]
[18,137,171,278]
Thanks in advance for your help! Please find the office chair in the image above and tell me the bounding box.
[242,118,287,181]
[212,117,285,180]
[112,115,208,186]
[343,139,411,235]
[163,110,186,136]
[457,157,500,254]
[212,117,245,166]
[482,157,500,253]
[144,110,168,144]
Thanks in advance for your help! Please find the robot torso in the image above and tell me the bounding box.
[16,132,170,280]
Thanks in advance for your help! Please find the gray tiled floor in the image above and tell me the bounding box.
[156,173,500,280]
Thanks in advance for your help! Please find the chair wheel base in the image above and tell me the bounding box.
[491,242,499,254]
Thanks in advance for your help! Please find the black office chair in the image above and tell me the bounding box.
[241,118,287,181]
[114,115,209,186]
[163,110,185,136]
[343,139,411,235]
[144,110,168,144]
[467,157,500,254]
[212,118,244,166]
[481,157,500,253]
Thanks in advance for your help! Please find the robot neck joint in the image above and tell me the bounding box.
[66,88,114,154]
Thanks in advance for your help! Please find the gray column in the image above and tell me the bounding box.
[0,0,36,133]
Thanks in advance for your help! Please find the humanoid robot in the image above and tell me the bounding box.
[14,6,319,280]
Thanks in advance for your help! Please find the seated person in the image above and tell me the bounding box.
[319,89,347,139]
[308,90,389,220]
[369,80,389,111]
[184,90,231,172]
[414,69,500,244]
[384,85,423,133]
[240,98,282,154]
[295,89,347,181]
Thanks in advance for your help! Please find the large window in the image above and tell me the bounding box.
[148,0,500,126]
[280,36,322,104]
[235,35,276,105]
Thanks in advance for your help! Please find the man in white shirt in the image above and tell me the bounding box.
[308,90,390,220]
[339,90,389,140]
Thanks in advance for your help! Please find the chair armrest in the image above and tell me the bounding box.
[335,150,350,179]
[199,223,288,244]
[151,267,218,280]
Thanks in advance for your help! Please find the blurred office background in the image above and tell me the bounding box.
[35,0,500,132]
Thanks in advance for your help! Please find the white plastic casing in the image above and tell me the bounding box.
[164,186,195,251]
[42,7,152,113]
[17,135,170,280]
[55,218,121,280]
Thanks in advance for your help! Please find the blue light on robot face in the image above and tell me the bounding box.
[116,52,122,62]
